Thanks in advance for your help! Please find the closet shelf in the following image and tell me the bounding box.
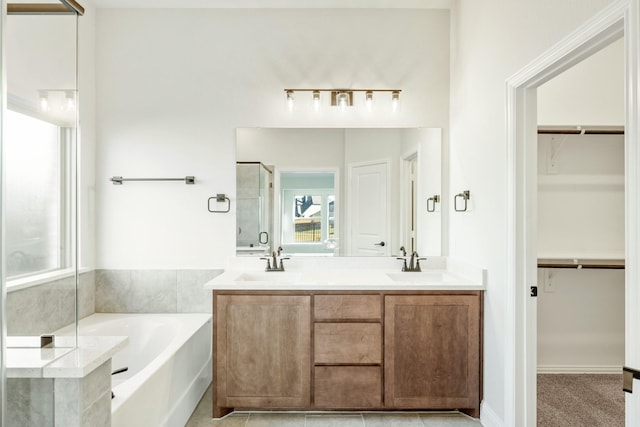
[538,174,624,189]
[538,256,625,270]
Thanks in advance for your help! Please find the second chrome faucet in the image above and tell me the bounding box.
[261,246,290,272]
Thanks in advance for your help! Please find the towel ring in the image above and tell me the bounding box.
[454,190,470,212]
[427,195,440,213]
[208,194,231,213]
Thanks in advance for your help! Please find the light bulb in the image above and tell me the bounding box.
[365,91,373,111]
[312,91,321,112]
[286,90,295,112]
[337,92,349,112]
[38,91,49,111]
[65,91,76,111]
[391,91,400,112]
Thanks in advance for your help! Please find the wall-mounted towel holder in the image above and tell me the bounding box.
[110,176,195,185]
[454,190,470,212]
[208,194,231,213]
[426,195,440,213]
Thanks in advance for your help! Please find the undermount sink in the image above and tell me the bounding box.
[385,271,460,284]
[234,272,302,283]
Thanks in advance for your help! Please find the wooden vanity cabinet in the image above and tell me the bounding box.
[385,294,482,417]
[213,294,311,417]
[213,290,482,418]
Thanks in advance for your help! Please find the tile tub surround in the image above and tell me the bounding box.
[53,359,112,427]
[6,270,96,336]
[6,378,54,427]
[96,269,222,313]
[6,335,127,427]
[7,360,114,427]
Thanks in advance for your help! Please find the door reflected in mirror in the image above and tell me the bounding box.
[236,128,442,257]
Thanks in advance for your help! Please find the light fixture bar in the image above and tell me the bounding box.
[8,1,84,15]
[284,89,401,93]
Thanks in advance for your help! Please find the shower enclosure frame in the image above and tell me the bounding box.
[1,2,83,426]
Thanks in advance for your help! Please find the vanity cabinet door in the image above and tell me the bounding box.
[215,294,311,411]
[384,294,481,415]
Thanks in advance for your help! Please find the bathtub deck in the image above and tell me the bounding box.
[186,386,482,427]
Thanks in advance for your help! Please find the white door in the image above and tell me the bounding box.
[348,161,389,256]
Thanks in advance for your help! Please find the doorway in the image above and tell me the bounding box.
[535,37,625,425]
[506,1,640,426]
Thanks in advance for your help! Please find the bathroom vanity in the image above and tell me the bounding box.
[205,257,485,419]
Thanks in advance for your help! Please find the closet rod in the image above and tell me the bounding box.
[537,128,624,135]
[538,263,625,270]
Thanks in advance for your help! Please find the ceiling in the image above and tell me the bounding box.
[88,0,451,9]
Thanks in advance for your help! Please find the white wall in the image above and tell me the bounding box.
[537,268,625,371]
[449,0,618,424]
[537,37,624,127]
[403,128,442,256]
[95,8,450,269]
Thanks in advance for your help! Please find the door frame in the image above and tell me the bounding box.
[346,159,391,256]
[401,151,418,254]
[506,1,640,426]
[273,167,340,255]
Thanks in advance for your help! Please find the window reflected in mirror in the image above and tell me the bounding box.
[280,172,336,255]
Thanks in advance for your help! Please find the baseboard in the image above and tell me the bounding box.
[537,365,621,374]
[480,401,504,427]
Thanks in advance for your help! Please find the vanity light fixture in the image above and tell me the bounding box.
[283,88,401,112]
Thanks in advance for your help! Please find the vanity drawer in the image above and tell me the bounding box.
[314,323,381,364]
[314,366,382,408]
[314,294,381,320]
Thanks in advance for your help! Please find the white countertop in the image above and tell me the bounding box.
[204,256,485,291]
[7,335,128,379]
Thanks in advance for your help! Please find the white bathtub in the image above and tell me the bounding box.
[72,313,212,427]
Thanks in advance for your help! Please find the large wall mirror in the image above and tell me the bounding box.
[236,128,442,257]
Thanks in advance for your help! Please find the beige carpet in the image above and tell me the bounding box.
[537,374,624,427]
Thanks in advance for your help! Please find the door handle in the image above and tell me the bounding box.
[623,366,640,393]
[374,241,385,247]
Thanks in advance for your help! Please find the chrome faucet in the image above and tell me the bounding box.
[397,248,426,272]
[261,246,289,271]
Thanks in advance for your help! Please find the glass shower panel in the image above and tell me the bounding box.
[236,162,273,255]
[5,10,78,342]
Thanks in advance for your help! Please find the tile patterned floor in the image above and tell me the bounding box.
[185,386,483,427]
